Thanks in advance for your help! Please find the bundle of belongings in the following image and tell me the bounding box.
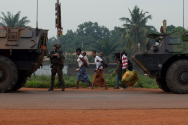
[121,69,139,86]
[113,51,139,87]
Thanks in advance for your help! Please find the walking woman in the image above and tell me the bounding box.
[73,48,93,89]
[92,50,108,90]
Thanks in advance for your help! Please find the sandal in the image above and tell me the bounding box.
[88,87,94,89]
[103,86,108,90]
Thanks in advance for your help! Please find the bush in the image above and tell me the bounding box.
[134,74,158,88]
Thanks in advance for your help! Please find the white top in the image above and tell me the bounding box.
[95,56,103,69]
[84,56,89,66]
[77,54,83,67]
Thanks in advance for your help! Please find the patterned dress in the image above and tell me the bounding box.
[93,68,107,87]
[77,66,90,83]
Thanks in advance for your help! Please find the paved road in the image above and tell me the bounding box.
[0,88,188,110]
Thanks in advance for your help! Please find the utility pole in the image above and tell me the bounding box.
[57,0,61,44]
[183,0,185,32]
[36,0,38,29]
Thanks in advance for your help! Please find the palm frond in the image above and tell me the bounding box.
[118,5,154,49]
[0,11,30,28]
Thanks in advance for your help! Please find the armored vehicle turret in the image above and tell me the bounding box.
[0,27,48,92]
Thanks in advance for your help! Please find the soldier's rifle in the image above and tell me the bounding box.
[47,50,62,58]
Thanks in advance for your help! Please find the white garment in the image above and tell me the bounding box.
[94,56,103,69]
[84,56,89,66]
[77,54,83,67]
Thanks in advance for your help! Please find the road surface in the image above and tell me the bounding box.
[0,88,188,125]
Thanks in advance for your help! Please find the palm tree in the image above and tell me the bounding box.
[118,5,156,49]
[92,39,120,64]
[0,11,30,28]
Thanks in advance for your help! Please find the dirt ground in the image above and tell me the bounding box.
[1,88,188,125]
[1,109,188,125]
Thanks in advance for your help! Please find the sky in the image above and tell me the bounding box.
[0,0,187,38]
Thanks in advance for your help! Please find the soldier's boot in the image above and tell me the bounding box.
[49,74,55,91]
[57,71,65,91]
[61,81,65,91]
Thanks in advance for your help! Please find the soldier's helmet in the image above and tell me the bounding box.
[53,43,61,49]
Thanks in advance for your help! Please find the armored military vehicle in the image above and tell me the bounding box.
[132,20,188,94]
[0,27,48,92]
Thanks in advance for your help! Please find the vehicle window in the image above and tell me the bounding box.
[153,38,163,46]
[169,38,179,43]
[147,36,163,49]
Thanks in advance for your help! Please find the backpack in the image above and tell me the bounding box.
[128,60,133,71]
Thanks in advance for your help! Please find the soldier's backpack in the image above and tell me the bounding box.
[128,60,133,71]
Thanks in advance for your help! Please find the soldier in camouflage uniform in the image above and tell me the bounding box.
[48,43,65,91]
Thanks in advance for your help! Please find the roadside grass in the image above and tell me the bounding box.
[25,74,159,89]
[135,74,159,89]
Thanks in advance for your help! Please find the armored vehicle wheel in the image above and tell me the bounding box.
[156,78,171,92]
[0,56,18,93]
[12,77,27,91]
[166,60,188,94]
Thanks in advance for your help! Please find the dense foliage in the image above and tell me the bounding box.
[47,22,126,64]
[47,22,125,52]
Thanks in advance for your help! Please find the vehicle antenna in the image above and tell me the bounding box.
[36,0,38,29]
[183,0,184,32]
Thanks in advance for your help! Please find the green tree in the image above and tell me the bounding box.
[48,22,130,56]
[48,22,112,51]
[110,26,127,49]
[60,30,75,49]
[0,11,30,28]
[76,21,110,40]
[167,25,176,32]
[167,26,188,35]
[118,5,156,49]
[92,39,120,64]
[47,37,57,52]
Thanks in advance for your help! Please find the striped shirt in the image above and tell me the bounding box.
[122,54,128,69]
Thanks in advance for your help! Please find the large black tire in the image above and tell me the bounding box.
[166,60,188,94]
[0,56,18,93]
[156,78,171,92]
[12,77,27,91]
